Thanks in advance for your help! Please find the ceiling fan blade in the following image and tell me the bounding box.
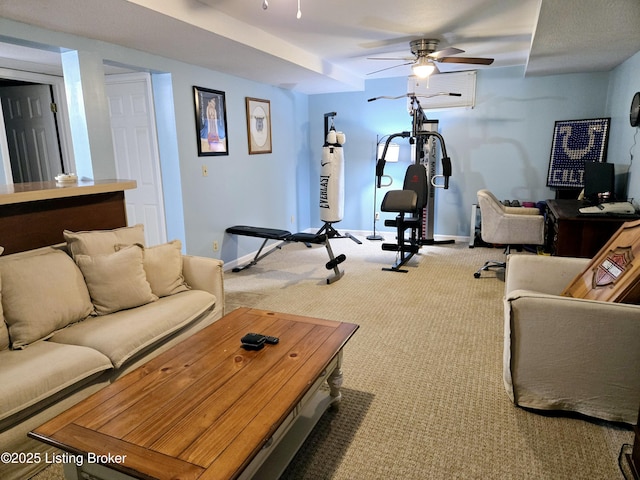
[437,56,494,65]
[428,47,464,59]
[366,62,414,75]
[366,56,415,61]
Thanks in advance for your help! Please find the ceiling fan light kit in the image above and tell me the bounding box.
[412,57,436,78]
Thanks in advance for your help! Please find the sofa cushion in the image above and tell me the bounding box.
[0,250,94,349]
[0,341,112,425]
[0,321,8,352]
[140,240,190,297]
[64,224,145,258]
[0,274,8,352]
[50,290,216,368]
[75,245,157,315]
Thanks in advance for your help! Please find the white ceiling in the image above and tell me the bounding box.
[0,0,638,94]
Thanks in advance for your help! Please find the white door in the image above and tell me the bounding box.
[0,84,62,182]
[106,73,167,246]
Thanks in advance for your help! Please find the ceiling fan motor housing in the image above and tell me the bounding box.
[410,39,439,57]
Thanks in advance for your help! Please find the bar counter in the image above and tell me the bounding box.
[0,179,136,254]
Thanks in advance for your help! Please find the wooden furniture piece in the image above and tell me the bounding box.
[0,179,136,255]
[562,219,640,303]
[627,405,640,479]
[545,199,640,258]
[30,307,358,480]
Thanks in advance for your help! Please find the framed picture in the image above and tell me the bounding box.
[245,97,272,154]
[547,117,610,188]
[193,86,228,156]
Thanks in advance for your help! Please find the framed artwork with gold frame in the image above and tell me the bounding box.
[245,97,272,154]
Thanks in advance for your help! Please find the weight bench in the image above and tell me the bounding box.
[226,225,346,284]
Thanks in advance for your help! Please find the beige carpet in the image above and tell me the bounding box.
[33,235,633,479]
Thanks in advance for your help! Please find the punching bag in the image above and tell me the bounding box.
[319,129,346,223]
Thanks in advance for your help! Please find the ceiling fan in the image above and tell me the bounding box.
[367,38,494,78]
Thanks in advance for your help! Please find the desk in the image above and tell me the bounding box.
[545,199,640,257]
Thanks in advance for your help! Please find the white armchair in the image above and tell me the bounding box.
[504,253,640,424]
[474,189,545,278]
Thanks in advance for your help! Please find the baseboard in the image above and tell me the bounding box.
[357,229,470,245]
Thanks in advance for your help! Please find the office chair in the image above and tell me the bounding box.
[474,189,545,278]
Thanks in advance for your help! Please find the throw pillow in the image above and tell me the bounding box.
[118,240,189,298]
[75,245,158,315]
[0,250,94,349]
[64,224,145,258]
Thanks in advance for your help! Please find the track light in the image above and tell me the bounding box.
[412,57,436,78]
[261,0,301,19]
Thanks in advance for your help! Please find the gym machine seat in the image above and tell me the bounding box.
[380,164,429,272]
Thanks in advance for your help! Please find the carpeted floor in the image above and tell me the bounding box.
[33,234,634,479]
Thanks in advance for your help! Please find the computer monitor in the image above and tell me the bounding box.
[583,161,615,204]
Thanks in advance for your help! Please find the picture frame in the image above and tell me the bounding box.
[245,97,272,154]
[546,117,610,188]
[193,86,228,156]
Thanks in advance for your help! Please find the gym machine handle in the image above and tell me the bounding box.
[442,157,452,189]
[414,131,452,190]
[376,131,411,188]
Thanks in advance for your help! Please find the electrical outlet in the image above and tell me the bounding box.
[213,241,219,251]
[375,212,380,221]
[291,215,295,224]
[202,165,208,177]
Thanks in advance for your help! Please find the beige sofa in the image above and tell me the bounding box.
[503,253,640,424]
[0,225,225,480]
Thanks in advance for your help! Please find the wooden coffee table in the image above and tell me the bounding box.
[29,307,358,480]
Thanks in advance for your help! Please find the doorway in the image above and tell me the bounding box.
[106,73,167,246]
[0,82,64,183]
[0,69,73,184]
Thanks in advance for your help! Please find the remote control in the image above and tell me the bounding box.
[244,333,279,345]
[241,333,266,350]
[241,341,264,351]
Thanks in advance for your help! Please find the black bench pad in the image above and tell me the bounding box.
[227,226,325,244]
[287,232,325,244]
[226,225,292,240]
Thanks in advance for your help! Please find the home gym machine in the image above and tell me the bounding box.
[370,93,454,271]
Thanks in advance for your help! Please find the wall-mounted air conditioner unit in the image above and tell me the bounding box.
[407,71,476,111]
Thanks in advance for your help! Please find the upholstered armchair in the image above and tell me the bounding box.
[503,253,640,424]
[474,189,545,278]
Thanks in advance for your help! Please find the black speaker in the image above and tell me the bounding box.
[584,162,615,203]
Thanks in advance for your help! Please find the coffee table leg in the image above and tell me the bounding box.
[327,350,344,409]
